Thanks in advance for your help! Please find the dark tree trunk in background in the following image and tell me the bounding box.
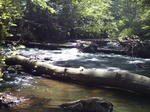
[69,28,77,39]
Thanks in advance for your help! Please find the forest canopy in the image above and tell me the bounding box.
[0,0,150,42]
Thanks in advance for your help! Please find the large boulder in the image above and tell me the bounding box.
[60,97,113,112]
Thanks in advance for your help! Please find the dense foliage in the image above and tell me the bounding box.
[0,0,150,42]
[0,0,25,42]
[111,0,150,39]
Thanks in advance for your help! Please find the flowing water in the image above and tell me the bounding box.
[0,45,150,112]
[18,47,150,76]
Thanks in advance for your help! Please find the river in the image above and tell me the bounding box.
[0,46,150,112]
[18,47,150,76]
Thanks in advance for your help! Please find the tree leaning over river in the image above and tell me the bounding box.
[6,55,150,96]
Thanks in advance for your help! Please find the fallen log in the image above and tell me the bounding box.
[6,55,150,95]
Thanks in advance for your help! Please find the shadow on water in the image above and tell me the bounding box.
[1,76,150,112]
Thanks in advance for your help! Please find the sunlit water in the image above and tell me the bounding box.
[18,47,150,76]
[1,46,150,112]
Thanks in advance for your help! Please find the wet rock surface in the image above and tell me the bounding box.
[0,93,28,108]
[75,39,150,58]
[60,97,113,112]
[2,65,40,81]
[76,40,98,53]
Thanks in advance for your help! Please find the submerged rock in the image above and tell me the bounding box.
[0,93,28,108]
[60,97,113,112]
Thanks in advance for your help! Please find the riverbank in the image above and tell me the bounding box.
[5,38,150,58]
[75,38,150,58]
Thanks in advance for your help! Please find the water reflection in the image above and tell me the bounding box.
[1,77,150,112]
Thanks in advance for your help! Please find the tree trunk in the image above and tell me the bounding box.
[6,55,150,95]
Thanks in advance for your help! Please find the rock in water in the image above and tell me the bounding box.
[60,97,113,112]
[0,93,28,108]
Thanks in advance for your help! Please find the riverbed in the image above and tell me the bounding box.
[0,75,150,112]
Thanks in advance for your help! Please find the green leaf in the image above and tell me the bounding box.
[6,33,13,37]
[17,45,26,49]
[142,25,150,30]
[9,22,17,26]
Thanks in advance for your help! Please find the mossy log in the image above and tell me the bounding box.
[6,55,150,95]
